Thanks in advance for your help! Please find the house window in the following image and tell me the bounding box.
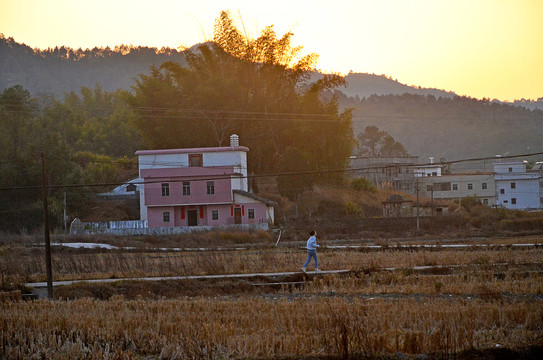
[433,182,450,191]
[212,210,219,220]
[161,183,170,196]
[163,211,170,222]
[248,209,255,219]
[468,183,473,190]
[483,199,488,205]
[183,181,191,196]
[189,154,202,167]
[508,167,512,172]
[482,183,487,189]
[432,172,437,176]
[511,198,517,205]
[510,182,516,189]
[453,184,458,191]
[207,181,215,195]
[426,185,433,191]
[500,189,505,194]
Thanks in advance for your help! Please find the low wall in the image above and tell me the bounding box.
[70,218,268,235]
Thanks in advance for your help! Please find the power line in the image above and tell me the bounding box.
[2,101,542,123]
[1,151,542,192]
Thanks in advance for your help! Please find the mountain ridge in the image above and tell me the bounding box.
[2,35,542,109]
[1,36,542,165]
[342,72,457,99]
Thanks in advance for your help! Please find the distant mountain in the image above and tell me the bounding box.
[335,91,543,168]
[2,36,542,167]
[0,34,187,97]
[330,72,543,112]
[329,72,543,165]
[2,35,540,109]
[341,72,457,99]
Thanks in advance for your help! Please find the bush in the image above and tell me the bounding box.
[344,201,362,216]
[350,178,376,193]
[458,196,481,212]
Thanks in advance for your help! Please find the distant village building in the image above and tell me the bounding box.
[416,172,496,206]
[494,160,543,210]
[97,178,143,200]
[413,157,442,178]
[349,155,419,194]
[382,194,413,217]
[136,135,275,229]
[352,154,543,210]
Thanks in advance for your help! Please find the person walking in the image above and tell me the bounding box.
[302,230,321,272]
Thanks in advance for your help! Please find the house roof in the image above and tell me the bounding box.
[233,190,277,206]
[136,146,249,156]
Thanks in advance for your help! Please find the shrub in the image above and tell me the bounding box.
[458,196,481,212]
[344,201,363,216]
[351,178,376,192]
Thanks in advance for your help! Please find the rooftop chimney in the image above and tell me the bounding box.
[230,134,239,147]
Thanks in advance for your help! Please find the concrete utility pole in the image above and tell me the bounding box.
[63,192,67,233]
[41,153,54,300]
[416,177,420,232]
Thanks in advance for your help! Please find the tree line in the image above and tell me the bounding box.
[0,34,187,97]
[337,92,543,163]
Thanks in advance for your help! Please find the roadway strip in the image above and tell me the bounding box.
[26,269,351,288]
[326,243,541,249]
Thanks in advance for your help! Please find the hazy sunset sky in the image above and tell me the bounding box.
[1,0,542,102]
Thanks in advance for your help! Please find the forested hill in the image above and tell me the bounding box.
[0,35,476,101]
[3,34,542,110]
[337,92,543,165]
[2,35,543,165]
[341,72,457,99]
[0,35,187,96]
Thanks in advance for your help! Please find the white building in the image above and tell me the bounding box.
[414,157,442,178]
[417,173,496,206]
[494,160,542,210]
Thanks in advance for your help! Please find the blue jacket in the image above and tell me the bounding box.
[306,235,319,250]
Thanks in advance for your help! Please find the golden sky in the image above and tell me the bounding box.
[1,0,542,101]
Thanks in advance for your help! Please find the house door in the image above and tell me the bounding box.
[187,209,198,226]
[234,207,242,224]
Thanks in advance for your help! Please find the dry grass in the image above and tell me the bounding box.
[2,235,542,359]
[4,244,542,283]
[2,296,542,359]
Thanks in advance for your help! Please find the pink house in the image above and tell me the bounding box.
[136,135,275,229]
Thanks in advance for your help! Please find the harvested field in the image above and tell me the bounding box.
[1,234,542,359]
[3,296,542,359]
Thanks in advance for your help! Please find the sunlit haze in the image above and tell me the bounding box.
[1,0,542,101]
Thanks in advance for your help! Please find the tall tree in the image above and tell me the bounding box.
[357,126,385,156]
[0,85,37,158]
[380,134,409,157]
[356,125,408,157]
[128,11,353,197]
